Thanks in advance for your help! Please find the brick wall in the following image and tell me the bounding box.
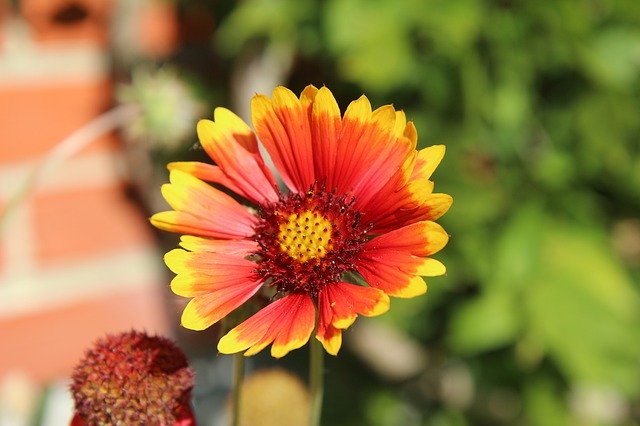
[0,0,178,384]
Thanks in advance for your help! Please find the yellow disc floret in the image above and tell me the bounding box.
[277,210,333,263]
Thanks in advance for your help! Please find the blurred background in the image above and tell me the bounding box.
[1,0,640,424]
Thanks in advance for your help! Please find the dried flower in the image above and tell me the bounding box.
[70,330,195,425]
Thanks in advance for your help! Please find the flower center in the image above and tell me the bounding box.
[253,185,371,296]
[277,210,333,263]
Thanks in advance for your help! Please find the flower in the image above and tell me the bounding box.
[151,85,452,358]
[117,66,206,151]
[70,330,195,425]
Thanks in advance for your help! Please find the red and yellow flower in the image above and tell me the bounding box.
[151,85,452,358]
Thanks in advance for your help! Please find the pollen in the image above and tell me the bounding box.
[277,210,333,263]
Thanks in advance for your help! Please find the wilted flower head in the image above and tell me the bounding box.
[152,85,452,358]
[117,67,205,150]
[70,330,195,425]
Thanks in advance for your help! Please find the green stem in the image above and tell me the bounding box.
[231,353,245,426]
[1,105,138,230]
[309,339,325,426]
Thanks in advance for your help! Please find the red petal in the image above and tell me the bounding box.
[197,108,278,204]
[217,293,315,358]
[252,86,317,193]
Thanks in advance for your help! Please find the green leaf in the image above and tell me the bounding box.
[448,290,521,355]
[489,203,546,292]
[580,27,640,89]
[526,222,640,395]
[523,375,570,426]
[324,0,419,92]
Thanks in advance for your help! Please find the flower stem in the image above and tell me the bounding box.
[309,339,325,426]
[0,105,138,230]
[231,353,245,426]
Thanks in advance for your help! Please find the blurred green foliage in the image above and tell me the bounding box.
[175,0,640,423]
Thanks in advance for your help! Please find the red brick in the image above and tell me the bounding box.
[136,1,179,58]
[0,284,170,383]
[0,200,4,273]
[32,184,154,266]
[0,79,118,164]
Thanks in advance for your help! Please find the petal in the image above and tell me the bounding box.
[150,211,253,239]
[178,235,258,255]
[300,85,319,105]
[315,321,342,356]
[357,151,418,224]
[310,86,342,188]
[315,282,389,356]
[252,86,316,193]
[362,144,451,232]
[320,282,390,329]
[355,236,447,298]
[388,192,453,227]
[164,249,263,330]
[357,259,428,298]
[392,111,407,139]
[165,248,257,292]
[217,293,315,358]
[334,102,414,206]
[411,145,446,181]
[167,161,245,197]
[365,221,449,256]
[327,95,370,192]
[370,192,453,233]
[403,121,418,150]
[152,169,257,239]
[197,108,278,204]
[181,284,261,331]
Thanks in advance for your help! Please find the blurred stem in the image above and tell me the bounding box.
[0,105,138,230]
[309,339,324,426]
[231,353,245,426]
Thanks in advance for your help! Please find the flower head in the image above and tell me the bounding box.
[151,85,452,357]
[117,66,205,150]
[70,330,195,425]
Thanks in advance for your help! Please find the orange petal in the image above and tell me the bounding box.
[315,282,389,355]
[357,150,418,225]
[252,87,315,193]
[167,161,245,197]
[357,258,429,298]
[365,221,449,256]
[197,108,278,204]
[181,281,262,330]
[152,169,257,238]
[164,249,263,330]
[362,144,451,232]
[371,192,453,233]
[332,101,414,207]
[178,236,257,255]
[165,248,256,288]
[315,322,342,356]
[310,86,342,188]
[150,211,252,239]
[217,293,315,358]
[320,282,390,329]
[356,243,447,298]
